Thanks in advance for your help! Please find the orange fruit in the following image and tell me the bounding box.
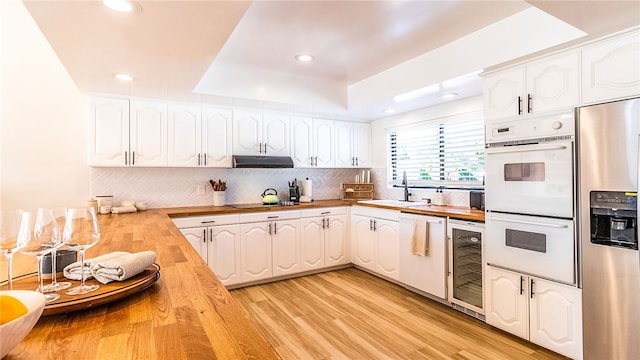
[0,294,28,325]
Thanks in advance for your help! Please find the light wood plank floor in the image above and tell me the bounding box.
[231,268,568,360]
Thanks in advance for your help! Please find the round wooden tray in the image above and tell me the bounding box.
[0,263,161,316]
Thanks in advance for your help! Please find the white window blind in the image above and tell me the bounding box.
[389,118,485,187]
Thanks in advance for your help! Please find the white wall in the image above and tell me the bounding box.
[0,0,89,210]
[370,95,483,206]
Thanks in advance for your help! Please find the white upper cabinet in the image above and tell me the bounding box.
[290,117,314,167]
[334,121,371,168]
[262,112,290,156]
[167,103,201,166]
[582,30,640,104]
[88,97,129,166]
[89,96,167,167]
[484,52,580,121]
[167,104,232,167]
[290,117,335,168]
[233,110,290,156]
[201,106,232,167]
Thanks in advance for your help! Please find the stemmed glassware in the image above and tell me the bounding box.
[41,207,72,293]
[0,210,26,290]
[64,207,101,295]
[17,208,61,302]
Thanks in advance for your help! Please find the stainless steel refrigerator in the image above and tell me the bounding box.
[577,97,640,359]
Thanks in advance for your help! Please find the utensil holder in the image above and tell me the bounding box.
[213,191,226,206]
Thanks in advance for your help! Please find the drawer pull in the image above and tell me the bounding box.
[200,220,216,224]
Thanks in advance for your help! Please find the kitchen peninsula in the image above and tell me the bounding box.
[2,208,279,359]
[2,200,483,359]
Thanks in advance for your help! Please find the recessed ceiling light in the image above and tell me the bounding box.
[295,54,314,62]
[383,108,396,114]
[103,0,140,13]
[442,93,458,100]
[115,73,134,81]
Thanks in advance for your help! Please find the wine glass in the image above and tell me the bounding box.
[0,210,25,290]
[41,207,72,292]
[17,209,60,303]
[64,207,100,295]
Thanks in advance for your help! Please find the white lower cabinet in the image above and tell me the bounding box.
[240,222,273,282]
[485,265,582,359]
[271,219,301,277]
[179,227,208,262]
[175,214,242,287]
[209,225,242,286]
[351,207,399,280]
[239,211,302,282]
[299,207,349,271]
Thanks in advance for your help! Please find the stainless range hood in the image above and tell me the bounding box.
[232,155,294,168]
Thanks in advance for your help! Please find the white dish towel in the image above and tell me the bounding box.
[410,219,429,256]
[91,251,157,284]
[63,251,130,281]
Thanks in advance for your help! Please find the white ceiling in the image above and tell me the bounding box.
[23,0,640,121]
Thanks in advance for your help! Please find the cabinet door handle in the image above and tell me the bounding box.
[519,276,524,295]
[204,153,207,166]
[269,223,272,235]
[355,157,359,166]
[369,219,373,231]
[322,218,326,229]
[258,142,263,154]
[517,96,522,115]
[209,228,213,243]
[264,143,267,154]
[530,279,535,299]
[274,223,277,235]
[326,218,330,229]
[527,94,532,113]
[197,153,201,166]
[203,229,206,243]
[373,220,377,231]
[132,151,135,165]
[125,151,128,165]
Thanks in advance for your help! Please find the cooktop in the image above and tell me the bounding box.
[228,202,297,209]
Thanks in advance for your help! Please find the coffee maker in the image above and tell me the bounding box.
[590,191,638,250]
[288,179,300,203]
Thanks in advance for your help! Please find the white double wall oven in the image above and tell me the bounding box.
[485,112,577,285]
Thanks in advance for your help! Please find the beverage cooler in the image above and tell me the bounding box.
[448,219,485,318]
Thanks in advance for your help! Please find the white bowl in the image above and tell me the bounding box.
[135,202,148,210]
[0,290,46,358]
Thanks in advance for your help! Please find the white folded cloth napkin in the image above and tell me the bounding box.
[111,206,137,214]
[91,251,157,284]
[63,251,130,281]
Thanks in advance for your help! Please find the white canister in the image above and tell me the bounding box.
[213,191,226,206]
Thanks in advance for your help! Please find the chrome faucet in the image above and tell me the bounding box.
[402,170,411,202]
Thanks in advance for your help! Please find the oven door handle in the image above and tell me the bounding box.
[485,144,568,155]
[488,216,569,228]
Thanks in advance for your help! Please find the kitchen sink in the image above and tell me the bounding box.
[357,199,424,208]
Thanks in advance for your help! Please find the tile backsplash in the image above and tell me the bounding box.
[90,167,475,209]
[90,167,361,208]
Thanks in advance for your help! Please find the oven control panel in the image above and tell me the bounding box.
[486,111,575,144]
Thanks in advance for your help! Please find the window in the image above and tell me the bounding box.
[389,117,485,188]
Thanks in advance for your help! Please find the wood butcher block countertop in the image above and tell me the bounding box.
[355,203,485,222]
[2,199,483,359]
[2,208,281,360]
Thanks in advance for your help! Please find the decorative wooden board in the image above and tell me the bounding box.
[1,264,161,316]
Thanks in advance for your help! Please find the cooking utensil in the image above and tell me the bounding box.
[261,188,279,205]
